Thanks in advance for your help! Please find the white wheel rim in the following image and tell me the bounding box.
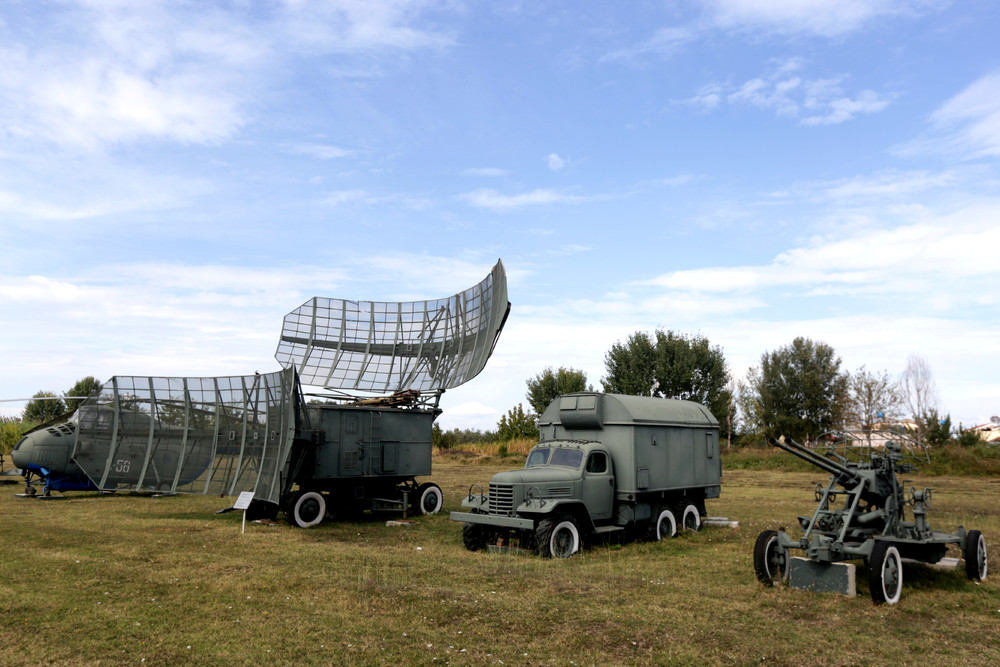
[682,505,700,532]
[765,535,781,580]
[294,491,326,527]
[977,534,988,579]
[550,521,579,558]
[656,509,677,540]
[882,546,902,604]
[420,486,443,515]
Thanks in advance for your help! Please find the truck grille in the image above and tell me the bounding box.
[488,483,514,514]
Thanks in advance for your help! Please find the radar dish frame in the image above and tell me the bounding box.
[274,260,509,398]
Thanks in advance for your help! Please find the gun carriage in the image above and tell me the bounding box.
[753,434,987,604]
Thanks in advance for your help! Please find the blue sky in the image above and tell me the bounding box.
[2,0,998,431]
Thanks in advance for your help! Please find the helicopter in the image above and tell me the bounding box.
[9,260,510,526]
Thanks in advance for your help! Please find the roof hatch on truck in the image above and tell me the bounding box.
[559,393,603,430]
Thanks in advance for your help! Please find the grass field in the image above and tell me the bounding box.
[1,454,998,666]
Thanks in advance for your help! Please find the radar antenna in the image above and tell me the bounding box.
[274,260,509,395]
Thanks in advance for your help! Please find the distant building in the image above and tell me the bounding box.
[967,417,1000,443]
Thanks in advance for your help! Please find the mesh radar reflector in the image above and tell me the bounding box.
[275,259,509,394]
[29,260,510,524]
[71,368,298,505]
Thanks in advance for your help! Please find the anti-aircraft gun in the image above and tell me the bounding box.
[753,434,988,605]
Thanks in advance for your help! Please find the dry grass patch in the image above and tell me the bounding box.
[0,456,997,666]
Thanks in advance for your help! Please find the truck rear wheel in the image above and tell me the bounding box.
[646,506,677,541]
[677,502,701,532]
[536,514,580,558]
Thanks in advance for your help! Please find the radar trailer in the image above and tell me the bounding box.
[12,261,510,528]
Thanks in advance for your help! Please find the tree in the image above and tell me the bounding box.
[22,391,67,422]
[602,331,657,396]
[602,330,732,434]
[844,366,902,429]
[741,337,848,443]
[900,355,938,445]
[525,367,591,416]
[65,376,103,413]
[496,404,539,441]
[922,409,952,447]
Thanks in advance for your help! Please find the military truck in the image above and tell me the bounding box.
[451,392,722,557]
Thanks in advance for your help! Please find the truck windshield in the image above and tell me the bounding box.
[525,448,550,467]
[549,448,583,468]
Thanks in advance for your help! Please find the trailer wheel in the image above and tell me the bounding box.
[964,530,988,581]
[753,530,786,586]
[869,541,903,605]
[536,514,580,559]
[678,503,701,532]
[291,491,326,528]
[462,522,487,551]
[415,483,443,515]
[646,506,677,541]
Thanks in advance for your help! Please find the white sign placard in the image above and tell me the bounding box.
[233,491,255,510]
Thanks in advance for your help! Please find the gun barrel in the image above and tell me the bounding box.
[767,437,861,482]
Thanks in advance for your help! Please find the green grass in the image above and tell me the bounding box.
[1,457,998,666]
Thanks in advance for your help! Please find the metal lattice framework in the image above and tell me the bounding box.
[275,260,509,393]
[71,368,298,504]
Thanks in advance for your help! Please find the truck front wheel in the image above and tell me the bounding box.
[536,514,580,558]
[462,522,488,551]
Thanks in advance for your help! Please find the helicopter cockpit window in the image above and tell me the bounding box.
[550,448,584,468]
[525,448,550,467]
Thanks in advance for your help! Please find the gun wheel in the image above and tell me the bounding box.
[536,514,580,558]
[869,541,903,605]
[964,530,988,581]
[753,530,786,585]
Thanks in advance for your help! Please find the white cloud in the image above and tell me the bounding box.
[462,167,510,177]
[284,143,354,159]
[0,1,453,152]
[547,153,566,171]
[456,188,588,210]
[904,72,1000,159]
[687,60,894,125]
[704,0,943,38]
[600,26,698,63]
[641,203,1000,312]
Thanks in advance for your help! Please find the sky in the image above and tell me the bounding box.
[1,0,998,432]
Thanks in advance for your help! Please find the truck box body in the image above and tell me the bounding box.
[539,393,721,498]
[452,392,723,557]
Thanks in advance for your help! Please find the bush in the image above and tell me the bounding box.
[1,416,39,458]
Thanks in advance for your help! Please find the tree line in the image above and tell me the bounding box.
[493,330,981,448]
